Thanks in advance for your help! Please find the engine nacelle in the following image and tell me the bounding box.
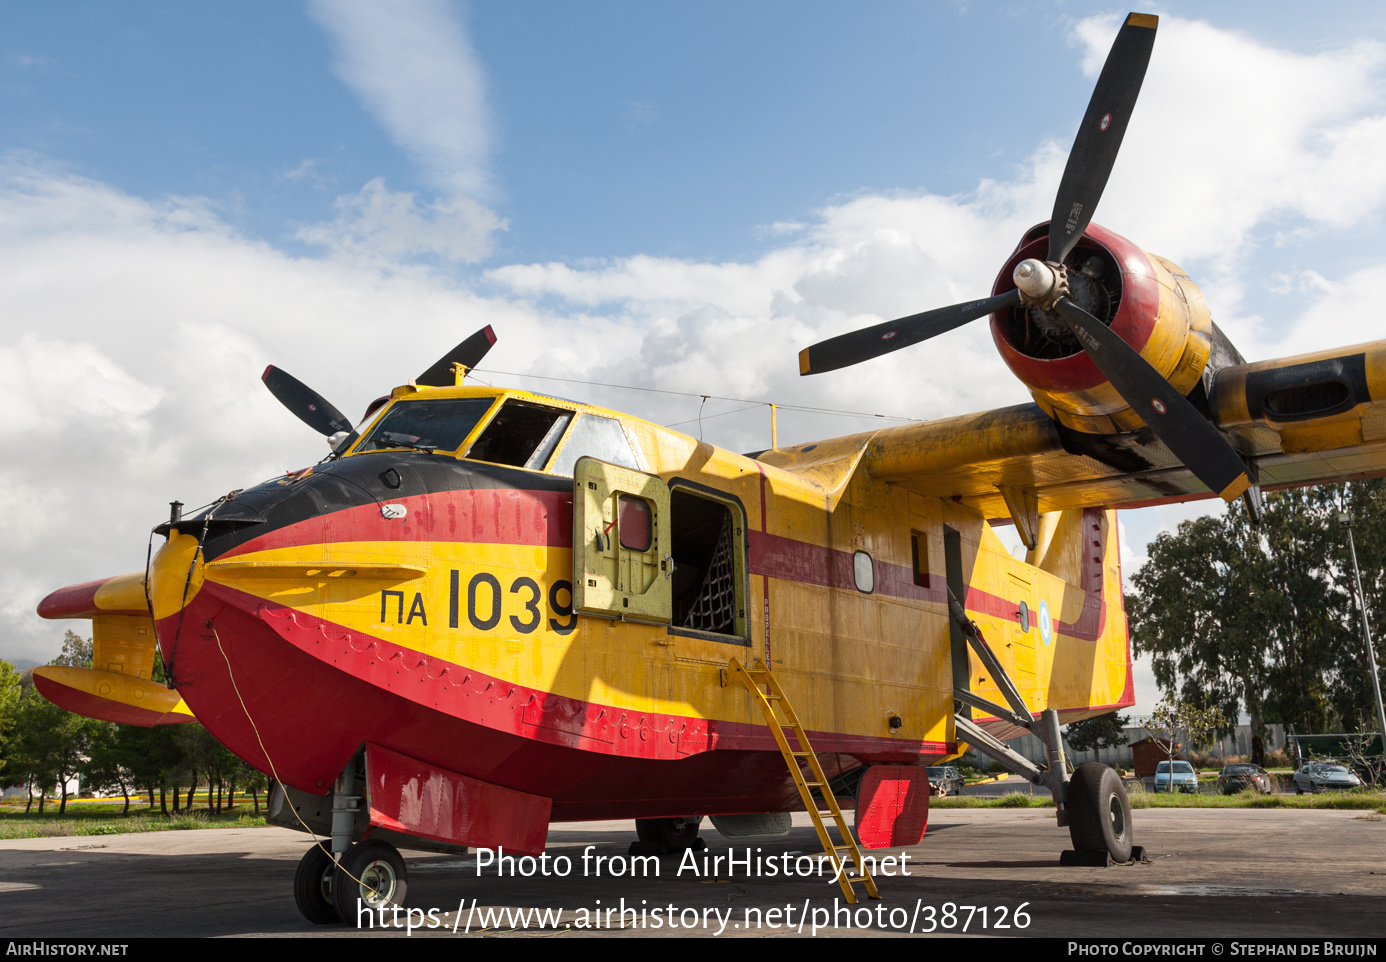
[989,222,1214,435]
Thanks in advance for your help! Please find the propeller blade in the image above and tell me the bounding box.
[1052,297,1251,501]
[799,289,1022,375]
[417,325,498,387]
[261,366,354,438]
[1047,12,1158,264]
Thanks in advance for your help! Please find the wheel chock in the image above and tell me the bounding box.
[1060,845,1150,867]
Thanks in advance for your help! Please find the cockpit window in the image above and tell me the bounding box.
[465,401,573,470]
[355,398,494,454]
[548,414,640,476]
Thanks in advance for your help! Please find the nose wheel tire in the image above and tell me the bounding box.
[293,844,341,924]
[331,840,408,923]
[1066,762,1133,863]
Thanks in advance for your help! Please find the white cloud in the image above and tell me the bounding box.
[307,0,506,264]
[1076,16,1386,283]
[307,0,492,198]
[298,178,507,264]
[1272,262,1386,356]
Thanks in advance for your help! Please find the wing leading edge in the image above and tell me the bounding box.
[759,340,1386,527]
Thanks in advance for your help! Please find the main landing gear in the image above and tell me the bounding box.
[946,589,1145,866]
[293,839,410,925]
[1064,762,1134,864]
[631,816,706,855]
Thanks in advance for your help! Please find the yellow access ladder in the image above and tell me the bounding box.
[727,657,880,904]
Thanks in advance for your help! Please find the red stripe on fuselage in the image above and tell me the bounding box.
[220,483,1107,644]
[748,530,945,602]
[219,488,573,559]
[749,508,1109,642]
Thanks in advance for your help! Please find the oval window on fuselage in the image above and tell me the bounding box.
[853,551,874,594]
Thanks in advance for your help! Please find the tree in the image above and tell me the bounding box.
[1128,481,1386,763]
[7,680,95,813]
[53,630,93,668]
[0,660,21,782]
[82,722,134,813]
[6,632,101,812]
[116,723,183,814]
[1064,712,1130,755]
[1312,482,1386,734]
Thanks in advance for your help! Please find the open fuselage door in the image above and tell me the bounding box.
[572,456,672,622]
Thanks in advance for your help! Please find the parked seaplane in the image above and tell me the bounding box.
[32,12,1386,923]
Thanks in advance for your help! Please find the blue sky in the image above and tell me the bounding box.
[4,2,1386,713]
[10,1,1386,264]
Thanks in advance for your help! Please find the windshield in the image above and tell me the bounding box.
[1157,762,1194,773]
[355,398,495,454]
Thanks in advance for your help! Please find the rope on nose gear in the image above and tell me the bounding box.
[208,623,407,914]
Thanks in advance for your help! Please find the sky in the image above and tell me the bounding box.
[3,2,1386,716]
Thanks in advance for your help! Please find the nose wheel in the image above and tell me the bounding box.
[331,840,408,924]
[293,839,409,925]
[293,844,340,924]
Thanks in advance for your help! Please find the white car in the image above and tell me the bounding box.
[1292,762,1361,793]
[1153,760,1198,793]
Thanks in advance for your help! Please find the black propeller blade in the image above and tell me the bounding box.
[1047,12,1158,265]
[1052,297,1250,500]
[417,325,497,387]
[261,366,354,438]
[798,290,1021,375]
[264,326,501,450]
[799,12,1159,370]
[794,13,1257,503]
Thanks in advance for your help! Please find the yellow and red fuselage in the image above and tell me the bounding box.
[126,381,1131,821]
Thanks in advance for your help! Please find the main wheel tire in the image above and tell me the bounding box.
[635,816,703,851]
[1066,762,1133,862]
[293,844,340,924]
[331,840,408,924]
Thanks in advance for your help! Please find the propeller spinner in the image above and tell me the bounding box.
[797,13,1254,505]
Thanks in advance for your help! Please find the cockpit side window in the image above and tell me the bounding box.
[355,398,495,454]
[548,414,640,476]
[465,401,573,470]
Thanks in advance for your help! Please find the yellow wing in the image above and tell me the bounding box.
[33,572,194,727]
[762,339,1386,537]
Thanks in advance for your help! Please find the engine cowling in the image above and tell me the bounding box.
[990,221,1213,436]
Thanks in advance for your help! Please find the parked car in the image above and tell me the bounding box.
[1154,760,1198,793]
[925,766,965,797]
[1292,762,1362,793]
[1217,763,1273,794]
